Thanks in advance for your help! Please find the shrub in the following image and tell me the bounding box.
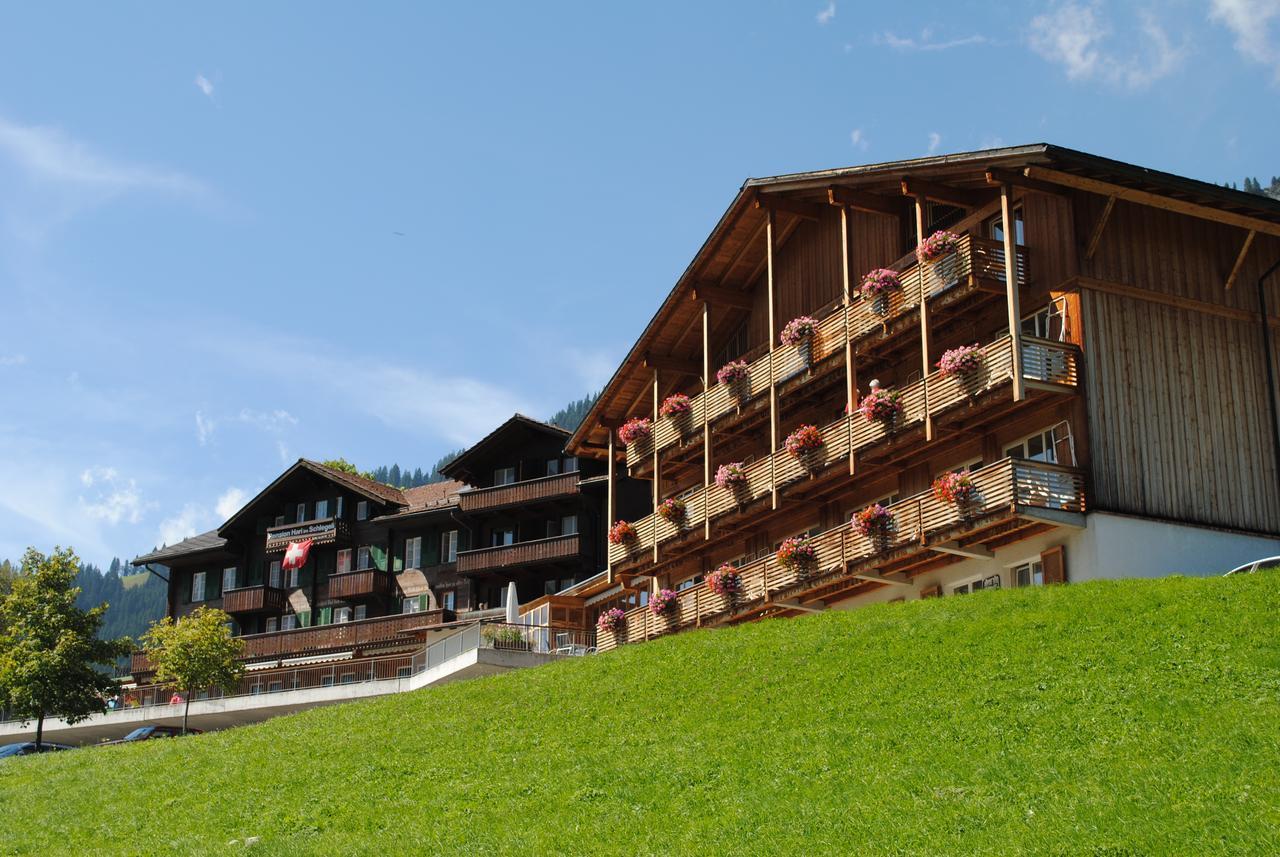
[715,462,747,490]
[649,588,679,616]
[482,625,526,646]
[784,424,824,458]
[937,344,984,378]
[917,230,961,263]
[660,393,693,418]
[617,417,652,446]
[608,520,637,546]
[780,316,819,347]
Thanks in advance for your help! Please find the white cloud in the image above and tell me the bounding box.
[194,73,215,98]
[195,410,215,446]
[1210,0,1280,81]
[0,354,26,366]
[78,466,144,525]
[157,503,210,547]
[215,487,247,521]
[1028,3,1186,91]
[850,128,869,150]
[276,440,292,465]
[816,2,836,25]
[876,30,988,51]
[238,408,298,432]
[928,132,942,154]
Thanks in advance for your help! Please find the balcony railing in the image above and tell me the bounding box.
[458,471,580,514]
[599,457,1084,650]
[625,233,1029,468]
[326,568,394,600]
[130,651,153,677]
[456,533,582,575]
[610,333,1079,566]
[222,585,289,615]
[264,516,352,551]
[237,608,456,659]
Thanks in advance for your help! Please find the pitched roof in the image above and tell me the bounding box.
[132,530,228,566]
[440,414,570,482]
[400,480,464,512]
[301,459,406,505]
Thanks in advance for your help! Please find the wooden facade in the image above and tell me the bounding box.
[562,144,1280,648]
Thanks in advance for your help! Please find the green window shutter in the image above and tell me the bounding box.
[297,611,311,628]
[319,607,332,625]
[425,532,440,566]
[393,548,403,573]
[184,571,194,604]
[370,545,387,572]
[209,571,222,600]
[419,594,429,612]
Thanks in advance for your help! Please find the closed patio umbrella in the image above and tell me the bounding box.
[505,581,519,625]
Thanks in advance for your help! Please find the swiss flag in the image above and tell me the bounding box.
[281,538,313,572]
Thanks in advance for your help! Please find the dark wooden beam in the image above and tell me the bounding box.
[899,176,989,209]
[752,191,824,221]
[1084,196,1116,261]
[983,167,1068,197]
[598,416,624,429]
[691,283,755,310]
[643,352,701,376]
[826,185,901,217]
[1225,229,1256,290]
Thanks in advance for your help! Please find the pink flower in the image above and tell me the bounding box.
[617,417,651,446]
[597,607,626,633]
[917,231,961,263]
[784,424,824,457]
[852,504,894,537]
[715,462,747,489]
[780,316,819,347]
[649,588,678,616]
[860,268,901,298]
[717,360,750,386]
[937,344,984,378]
[660,394,692,417]
[706,563,742,596]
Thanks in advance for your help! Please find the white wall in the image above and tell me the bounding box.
[829,511,1280,609]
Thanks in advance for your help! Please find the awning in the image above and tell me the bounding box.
[278,651,354,667]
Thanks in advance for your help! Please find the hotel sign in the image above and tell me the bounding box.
[265,518,344,551]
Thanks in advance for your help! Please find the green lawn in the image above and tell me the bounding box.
[2,574,1278,855]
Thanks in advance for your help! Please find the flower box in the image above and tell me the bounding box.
[706,563,742,597]
[784,424,824,459]
[857,387,904,425]
[715,462,748,491]
[717,360,750,388]
[853,504,894,544]
[937,344,984,379]
[916,230,961,264]
[932,471,976,507]
[617,417,652,447]
[660,393,693,418]
[776,535,818,575]
[608,520,637,546]
[596,607,626,634]
[780,315,819,348]
[649,588,678,617]
[657,497,686,523]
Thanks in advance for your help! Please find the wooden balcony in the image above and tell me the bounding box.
[326,568,394,600]
[264,516,352,552]
[624,233,1028,469]
[456,533,582,575]
[130,651,153,677]
[599,457,1085,651]
[222,584,289,615]
[238,608,456,659]
[610,333,1079,567]
[458,471,580,514]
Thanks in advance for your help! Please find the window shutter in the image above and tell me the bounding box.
[320,607,332,625]
[184,571,194,603]
[919,583,943,599]
[370,544,387,571]
[297,611,311,628]
[1041,546,1066,585]
[419,594,429,612]
[426,532,440,566]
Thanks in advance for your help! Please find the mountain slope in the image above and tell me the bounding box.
[1,574,1278,855]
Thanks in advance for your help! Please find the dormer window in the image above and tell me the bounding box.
[356,500,369,521]
[494,466,516,486]
[296,502,307,523]
[315,499,329,520]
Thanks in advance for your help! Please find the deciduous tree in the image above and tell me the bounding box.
[141,606,244,735]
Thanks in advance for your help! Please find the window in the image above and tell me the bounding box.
[280,614,297,631]
[561,515,578,535]
[287,565,300,589]
[402,597,422,614]
[493,466,516,486]
[315,499,329,520]
[1021,304,1064,341]
[265,617,279,633]
[340,673,356,685]
[356,500,369,521]
[191,572,206,603]
[948,459,982,476]
[491,528,516,547]
[353,605,367,621]
[404,536,422,570]
[713,320,749,368]
[952,574,1002,596]
[321,676,335,688]
[675,575,703,592]
[546,519,561,539]
[357,546,371,570]
[274,515,285,527]
[563,456,578,473]
[222,567,237,591]
[336,496,345,518]
[442,590,455,611]
[334,607,352,624]
[397,666,412,679]
[441,531,458,563]
[988,207,1025,246]
[269,560,283,589]
[268,681,284,693]
[296,502,307,523]
[336,548,352,574]
[546,458,561,476]
[1005,427,1059,464]
[1013,560,1045,587]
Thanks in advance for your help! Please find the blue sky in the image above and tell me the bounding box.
[1,1,1277,566]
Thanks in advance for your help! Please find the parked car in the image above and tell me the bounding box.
[0,742,74,759]
[1225,556,1280,575]
[102,725,202,745]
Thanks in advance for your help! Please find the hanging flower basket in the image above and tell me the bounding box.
[597,607,626,635]
[706,563,742,598]
[660,393,693,419]
[933,471,977,508]
[717,360,751,399]
[917,230,961,264]
[784,424,825,465]
[776,535,818,577]
[617,417,652,447]
[649,588,679,617]
[780,315,819,347]
[656,497,686,524]
[853,504,895,549]
[858,387,904,426]
[937,344,985,380]
[715,462,748,494]
[608,520,637,547]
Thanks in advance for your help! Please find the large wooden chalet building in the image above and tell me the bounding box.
[555,143,1280,650]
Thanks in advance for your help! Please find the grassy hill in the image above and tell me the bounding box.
[2,574,1279,855]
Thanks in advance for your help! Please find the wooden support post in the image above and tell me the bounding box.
[840,204,857,475]
[1084,196,1115,261]
[702,301,712,540]
[652,368,660,564]
[1226,230,1256,291]
[914,195,933,441]
[767,208,780,510]
[606,429,616,583]
[1001,184,1026,401]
